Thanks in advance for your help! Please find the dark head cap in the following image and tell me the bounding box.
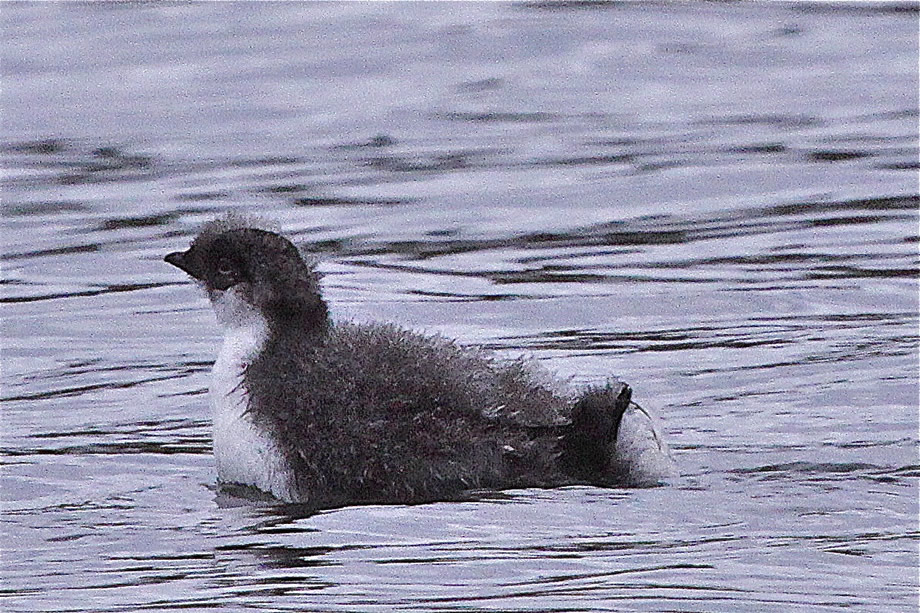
[165,218,328,333]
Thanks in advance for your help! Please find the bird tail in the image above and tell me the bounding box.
[559,382,632,483]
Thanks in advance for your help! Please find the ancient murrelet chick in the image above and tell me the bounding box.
[164,218,673,508]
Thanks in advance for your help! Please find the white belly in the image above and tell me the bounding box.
[208,290,297,502]
[613,404,677,486]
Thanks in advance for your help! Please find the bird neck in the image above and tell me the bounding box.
[264,292,330,346]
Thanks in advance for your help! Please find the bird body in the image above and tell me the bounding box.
[165,217,674,507]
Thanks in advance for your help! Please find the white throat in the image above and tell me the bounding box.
[208,285,296,501]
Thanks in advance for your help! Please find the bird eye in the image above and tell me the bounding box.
[217,258,234,277]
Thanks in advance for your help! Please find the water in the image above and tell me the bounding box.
[1,2,917,611]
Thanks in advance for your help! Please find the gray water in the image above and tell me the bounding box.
[1,2,918,612]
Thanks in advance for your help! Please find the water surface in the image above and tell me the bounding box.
[1,2,918,612]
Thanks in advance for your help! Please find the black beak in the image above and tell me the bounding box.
[164,250,199,278]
